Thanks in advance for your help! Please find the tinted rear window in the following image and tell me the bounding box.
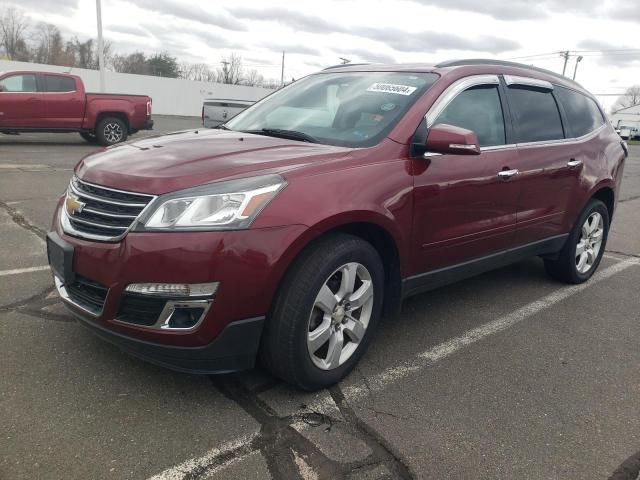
[44,75,76,92]
[555,87,604,138]
[507,86,564,143]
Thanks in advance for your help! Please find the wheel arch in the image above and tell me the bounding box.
[589,183,616,221]
[96,111,131,133]
[270,215,405,322]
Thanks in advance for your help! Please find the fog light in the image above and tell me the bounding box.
[167,307,205,329]
[125,282,218,297]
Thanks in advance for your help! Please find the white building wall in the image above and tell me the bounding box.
[610,104,640,128]
[0,60,274,117]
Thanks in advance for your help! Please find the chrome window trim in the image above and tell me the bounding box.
[515,123,606,149]
[477,123,607,152]
[480,144,517,152]
[504,75,554,90]
[54,276,103,317]
[425,74,500,128]
[424,74,606,155]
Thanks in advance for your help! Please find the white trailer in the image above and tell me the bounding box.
[610,104,640,140]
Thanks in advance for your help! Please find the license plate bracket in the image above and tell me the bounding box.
[46,232,75,285]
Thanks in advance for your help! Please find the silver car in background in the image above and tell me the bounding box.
[202,98,255,128]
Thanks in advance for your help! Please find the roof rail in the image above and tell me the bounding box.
[435,59,582,88]
[322,63,371,70]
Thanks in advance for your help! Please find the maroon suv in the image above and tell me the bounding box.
[47,60,627,390]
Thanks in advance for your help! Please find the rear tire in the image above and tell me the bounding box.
[96,117,128,146]
[260,234,384,391]
[79,132,98,143]
[544,199,609,284]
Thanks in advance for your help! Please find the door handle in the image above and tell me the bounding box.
[497,169,519,180]
[567,159,583,168]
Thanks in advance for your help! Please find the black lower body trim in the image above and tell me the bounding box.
[71,310,264,374]
[402,234,569,298]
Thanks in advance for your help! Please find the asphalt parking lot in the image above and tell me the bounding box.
[1,118,639,480]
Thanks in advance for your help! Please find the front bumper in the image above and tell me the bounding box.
[64,297,264,374]
[49,200,308,371]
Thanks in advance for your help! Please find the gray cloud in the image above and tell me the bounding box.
[350,26,520,53]
[229,7,519,53]
[7,0,77,14]
[135,0,246,31]
[106,25,150,38]
[229,7,335,34]
[262,42,320,56]
[408,0,604,20]
[576,39,640,67]
[334,47,396,64]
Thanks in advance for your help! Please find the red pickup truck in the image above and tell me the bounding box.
[0,70,153,145]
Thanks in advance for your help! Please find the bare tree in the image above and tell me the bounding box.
[191,63,217,82]
[216,53,243,85]
[261,78,282,90]
[242,69,264,87]
[32,23,67,65]
[0,7,29,60]
[612,85,640,112]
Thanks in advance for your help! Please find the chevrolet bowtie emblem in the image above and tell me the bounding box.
[65,194,86,215]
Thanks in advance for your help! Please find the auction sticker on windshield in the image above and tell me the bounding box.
[367,83,417,95]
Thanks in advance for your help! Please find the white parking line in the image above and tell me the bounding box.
[342,256,640,400]
[147,432,258,480]
[0,266,49,277]
[147,256,640,479]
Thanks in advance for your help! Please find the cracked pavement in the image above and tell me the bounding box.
[1,120,639,480]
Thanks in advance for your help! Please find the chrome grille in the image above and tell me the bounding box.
[62,177,155,241]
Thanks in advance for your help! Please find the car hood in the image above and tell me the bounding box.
[76,129,353,194]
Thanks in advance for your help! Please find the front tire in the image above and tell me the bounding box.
[260,234,384,391]
[96,117,128,146]
[544,199,609,283]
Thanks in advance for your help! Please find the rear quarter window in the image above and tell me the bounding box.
[555,86,604,138]
[44,75,76,92]
[507,86,564,143]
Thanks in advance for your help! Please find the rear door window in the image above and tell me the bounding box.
[43,75,76,93]
[434,85,506,147]
[0,74,37,92]
[507,86,564,143]
[555,86,604,138]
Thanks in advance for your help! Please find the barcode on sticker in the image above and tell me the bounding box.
[367,83,417,95]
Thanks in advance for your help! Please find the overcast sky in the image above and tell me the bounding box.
[7,0,640,109]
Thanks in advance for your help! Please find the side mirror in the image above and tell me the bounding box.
[425,123,481,156]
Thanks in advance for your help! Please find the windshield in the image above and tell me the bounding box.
[226,71,439,148]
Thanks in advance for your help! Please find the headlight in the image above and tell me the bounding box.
[139,175,286,231]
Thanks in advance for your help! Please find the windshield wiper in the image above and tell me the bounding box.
[244,128,319,144]
[214,124,231,130]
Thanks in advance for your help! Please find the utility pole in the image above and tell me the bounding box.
[560,50,570,76]
[96,0,105,92]
[220,60,230,83]
[572,55,583,80]
[280,51,285,87]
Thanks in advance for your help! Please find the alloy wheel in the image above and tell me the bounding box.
[576,212,604,274]
[307,262,374,370]
[103,122,123,144]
